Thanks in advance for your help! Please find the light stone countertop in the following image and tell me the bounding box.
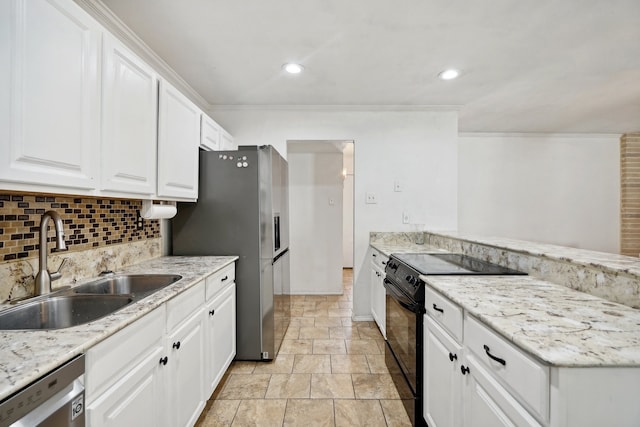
[0,256,237,401]
[422,275,640,367]
[430,231,640,278]
[370,241,445,256]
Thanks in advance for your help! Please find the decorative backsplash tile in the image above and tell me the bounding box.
[0,193,160,262]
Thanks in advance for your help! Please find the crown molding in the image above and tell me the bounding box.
[74,0,211,111]
[208,104,462,112]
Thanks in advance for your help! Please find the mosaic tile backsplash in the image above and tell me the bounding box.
[0,193,160,261]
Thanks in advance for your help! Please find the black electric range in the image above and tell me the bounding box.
[383,252,526,426]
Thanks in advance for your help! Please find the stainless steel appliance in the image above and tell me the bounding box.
[172,146,290,361]
[0,354,85,426]
[384,253,526,426]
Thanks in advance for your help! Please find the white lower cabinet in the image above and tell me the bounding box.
[424,315,463,427]
[86,264,236,427]
[425,284,640,427]
[205,283,236,395]
[370,249,388,338]
[166,310,206,427]
[87,345,165,427]
[86,306,166,427]
[462,354,541,427]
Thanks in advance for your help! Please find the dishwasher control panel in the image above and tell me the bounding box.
[0,354,85,426]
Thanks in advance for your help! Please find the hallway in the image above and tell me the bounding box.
[195,268,411,426]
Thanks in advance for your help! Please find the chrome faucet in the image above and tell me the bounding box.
[34,210,69,296]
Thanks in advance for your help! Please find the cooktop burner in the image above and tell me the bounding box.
[393,253,527,276]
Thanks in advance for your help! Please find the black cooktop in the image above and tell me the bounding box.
[391,253,527,276]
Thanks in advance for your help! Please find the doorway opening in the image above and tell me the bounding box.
[286,140,355,296]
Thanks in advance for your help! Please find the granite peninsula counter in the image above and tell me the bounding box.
[422,275,640,367]
[0,255,237,401]
[369,231,640,367]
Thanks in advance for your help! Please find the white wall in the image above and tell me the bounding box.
[210,108,459,319]
[288,150,344,294]
[458,133,620,253]
[343,144,354,268]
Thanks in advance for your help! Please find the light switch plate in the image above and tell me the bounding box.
[365,192,377,204]
[403,211,410,224]
[394,180,403,192]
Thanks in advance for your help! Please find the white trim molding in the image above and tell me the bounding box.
[73,0,211,111]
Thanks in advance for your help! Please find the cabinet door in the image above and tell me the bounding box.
[167,310,206,427]
[462,354,541,427]
[220,129,236,150]
[87,345,166,427]
[424,316,462,427]
[157,80,200,200]
[205,283,236,396]
[200,114,221,151]
[0,0,100,190]
[370,265,386,338]
[101,33,157,195]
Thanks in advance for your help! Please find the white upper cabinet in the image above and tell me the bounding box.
[100,33,158,195]
[200,114,221,151]
[157,80,200,200]
[220,128,237,150]
[0,0,100,190]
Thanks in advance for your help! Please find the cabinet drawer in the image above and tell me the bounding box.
[464,353,542,427]
[166,280,205,332]
[85,305,165,402]
[371,248,389,271]
[465,314,549,422]
[425,286,463,342]
[205,264,235,301]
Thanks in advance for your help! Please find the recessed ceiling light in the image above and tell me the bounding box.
[283,63,304,74]
[438,69,460,80]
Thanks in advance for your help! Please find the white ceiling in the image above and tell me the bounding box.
[100,0,640,133]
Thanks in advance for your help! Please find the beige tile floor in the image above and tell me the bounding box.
[195,269,411,427]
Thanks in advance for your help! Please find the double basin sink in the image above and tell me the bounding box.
[0,274,182,330]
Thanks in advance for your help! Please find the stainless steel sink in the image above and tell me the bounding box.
[72,274,182,296]
[0,273,183,330]
[0,295,134,330]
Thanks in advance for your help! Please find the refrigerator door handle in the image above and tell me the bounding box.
[273,247,289,264]
[274,214,281,252]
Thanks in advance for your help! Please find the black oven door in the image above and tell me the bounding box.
[384,277,424,426]
[384,279,420,393]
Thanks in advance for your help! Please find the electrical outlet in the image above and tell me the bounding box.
[365,192,377,204]
[402,211,410,224]
[136,210,144,230]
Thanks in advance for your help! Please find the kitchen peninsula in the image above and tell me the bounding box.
[370,231,640,426]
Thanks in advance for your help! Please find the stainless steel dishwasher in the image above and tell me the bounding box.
[0,354,85,426]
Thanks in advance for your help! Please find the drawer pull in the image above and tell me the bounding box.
[483,344,506,366]
[448,352,457,362]
[382,261,387,265]
[172,341,181,350]
[432,303,444,313]
[159,356,168,366]
[221,275,229,282]
[460,365,470,375]
[209,309,215,316]
[372,253,377,257]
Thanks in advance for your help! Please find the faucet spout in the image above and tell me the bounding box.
[34,210,68,296]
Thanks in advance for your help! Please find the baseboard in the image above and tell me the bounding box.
[352,315,374,322]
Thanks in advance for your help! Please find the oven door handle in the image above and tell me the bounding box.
[383,278,420,312]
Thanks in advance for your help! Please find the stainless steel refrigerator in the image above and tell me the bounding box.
[172,145,290,361]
